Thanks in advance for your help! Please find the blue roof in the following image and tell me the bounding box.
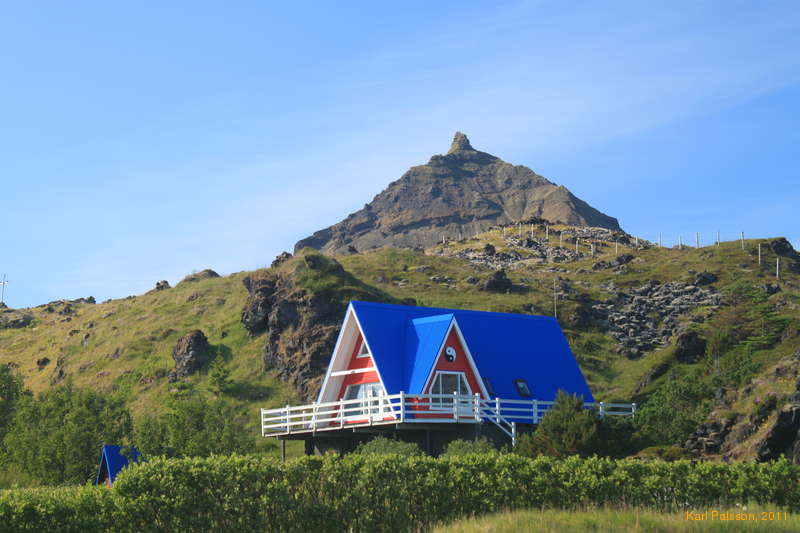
[95,445,141,486]
[351,301,593,402]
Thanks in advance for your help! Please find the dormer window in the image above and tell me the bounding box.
[356,341,370,358]
[514,379,531,398]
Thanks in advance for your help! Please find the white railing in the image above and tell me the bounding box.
[261,393,636,446]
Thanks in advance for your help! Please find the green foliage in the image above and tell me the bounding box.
[353,436,424,457]
[635,378,712,446]
[0,364,28,446]
[441,438,498,457]
[514,391,600,459]
[3,454,800,532]
[134,395,251,458]
[2,382,132,486]
[208,357,232,395]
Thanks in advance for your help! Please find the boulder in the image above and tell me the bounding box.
[762,284,781,295]
[674,331,707,363]
[483,270,512,293]
[168,330,212,381]
[769,238,798,259]
[756,406,800,462]
[483,243,496,256]
[182,269,220,283]
[694,272,718,286]
[155,280,171,291]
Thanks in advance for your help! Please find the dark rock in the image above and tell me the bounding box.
[769,238,798,259]
[346,245,358,254]
[155,280,171,291]
[756,406,800,462]
[521,303,537,314]
[36,357,50,370]
[271,252,293,268]
[685,419,734,455]
[0,310,33,329]
[674,331,707,364]
[465,276,479,285]
[106,348,122,360]
[751,395,778,427]
[400,298,417,306]
[81,333,91,347]
[694,272,718,286]
[483,243,496,256]
[241,274,277,335]
[483,270,512,293]
[78,361,95,373]
[762,284,781,295]
[50,356,67,386]
[168,330,212,381]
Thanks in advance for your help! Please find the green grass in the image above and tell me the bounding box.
[435,506,800,533]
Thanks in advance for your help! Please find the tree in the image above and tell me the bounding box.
[634,378,712,446]
[135,395,251,458]
[2,382,132,485]
[0,364,27,446]
[514,390,599,459]
[208,357,232,396]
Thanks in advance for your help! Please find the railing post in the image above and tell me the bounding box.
[339,399,344,428]
[285,404,291,434]
[474,393,481,422]
[511,422,517,448]
[453,391,458,420]
[495,397,500,424]
[599,401,605,418]
[400,391,405,423]
[532,399,539,424]
[261,408,266,437]
[631,402,637,418]
[311,403,317,434]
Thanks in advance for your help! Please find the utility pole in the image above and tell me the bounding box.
[553,277,558,319]
[0,274,7,305]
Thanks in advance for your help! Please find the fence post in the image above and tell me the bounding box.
[339,399,344,428]
[758,243,762,265]
[261,408,266,437]
[741,231,745,250]
[511,422,517,448]
[495,397,500,423]
[400,391,406,423]
[453,391,459,420]
[532,399,539,424]
[717,230,720,246]
[286,404,291,434]
[777,258,781,280]
[696,232,700,249]
[474,393,481,422]
[631,402,637,418]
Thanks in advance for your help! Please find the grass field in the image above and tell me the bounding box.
[436,507,800,533]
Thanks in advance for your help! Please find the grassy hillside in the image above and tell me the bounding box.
[1,223,798,462]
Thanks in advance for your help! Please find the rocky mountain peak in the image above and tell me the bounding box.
[295,134,620,255]
[447,131,474,154]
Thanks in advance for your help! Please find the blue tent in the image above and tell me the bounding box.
[95,445,141,487]
[351,301,594,403]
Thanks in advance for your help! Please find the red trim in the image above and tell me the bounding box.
[337,335,380,399]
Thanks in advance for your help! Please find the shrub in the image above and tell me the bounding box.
[441,437,498,457]
[353,436,424,456]
[514,391,599,459]
[2,382,132,485]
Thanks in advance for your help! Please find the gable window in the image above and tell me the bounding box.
[356,341,370,358]
[514,379,531,398]
[430,371,471,408]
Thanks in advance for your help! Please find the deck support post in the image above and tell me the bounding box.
[281,439,286,462]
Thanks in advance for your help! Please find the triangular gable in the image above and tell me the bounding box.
[349,301,594,402]
[420,318,488,398]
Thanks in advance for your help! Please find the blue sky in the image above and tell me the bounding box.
[1,1,798,308]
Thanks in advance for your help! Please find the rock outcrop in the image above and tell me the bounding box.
[295,132,620,255]
[168,330,212,381]
[240,252,395,401]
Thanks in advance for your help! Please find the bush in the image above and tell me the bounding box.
[135,395,251,458]
[2,382,132,485]
[353,436,424,456]
[441,438,497,457]
[2,454,800,532]
[514,391,599,459]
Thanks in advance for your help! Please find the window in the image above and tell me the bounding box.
[430,371,471,408]
[342,382,382,417]
[514,379,531,398]
[356,341,370,358]
[482,377,495,397]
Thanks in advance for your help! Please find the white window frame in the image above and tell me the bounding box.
[342,382,383,418]
[429,370,472,410]
[356,341,370,358]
